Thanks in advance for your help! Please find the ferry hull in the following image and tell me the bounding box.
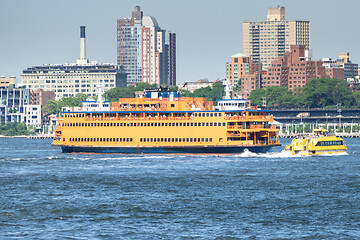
[60,145,276,154]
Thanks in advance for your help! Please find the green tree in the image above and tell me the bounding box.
[248,88,265,107]
[301,78,354,108]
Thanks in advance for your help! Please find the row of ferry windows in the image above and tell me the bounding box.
[63,122,227,127]
[140,137,213,143]
[69,138,133,142]
[316,141,344,146]
[65,112,265,118]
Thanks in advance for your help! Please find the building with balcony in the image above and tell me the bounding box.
[21,26,127,100]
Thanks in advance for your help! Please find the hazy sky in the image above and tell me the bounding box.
[1,0,359,84]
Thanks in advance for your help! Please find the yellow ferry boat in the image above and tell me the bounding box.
[52,86,280,154]
[283,129,347,156]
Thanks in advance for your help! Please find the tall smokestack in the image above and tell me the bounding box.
[77,26,89,65]
[80,26,86,60]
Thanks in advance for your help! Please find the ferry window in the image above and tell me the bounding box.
[202,123,205,126]
[175,138,178,142]
[146,138,149,142]
[150,138,153,142]
[90,123,93,127]
[179,138,182,142]
[179,123,182,126]
[176,123,179,127]
[167,138,170,142]
[151,123,153,127]
[154,123,157,127]
[115,138,118,142]
[172,123,175,126]
[140,138,143,142]
[183,138,186,142]
[162,123,165,126]
[222,123,226,126]
[219,113,222,117]
[194,138,197,142]
[186,138,189,142]
[157,138,160,142]
[214,113,217,117]
[100,123,103,127]
[105,138,108,142]
[191,123,193,126]
[210,113,213,117]
[164,138,167,142]
[206,113,209,117]
[171,104,175,108]
[130,138,133,142]
[194,123,197,127]
[100,138,103,142]
[119,138,123,142]
[171,138,174,142]
[202,113,205,117]
[195,113,197,117]
[210,123,213,126]
[201,138,204,142]
[210,138,212,142]
[205,138,208,142]
[130,123,133,127]
[206,123,209,126]
[161,138,164,142]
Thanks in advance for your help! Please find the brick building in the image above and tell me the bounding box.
[30,89,55,107]
[226,53,260,86]
[262,45,327,91]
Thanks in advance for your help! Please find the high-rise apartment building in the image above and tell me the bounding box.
[243,6,310,70]
[117,6,176,86]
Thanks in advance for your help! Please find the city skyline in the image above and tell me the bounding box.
[1,0,359,84]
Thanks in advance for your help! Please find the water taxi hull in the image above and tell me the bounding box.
[60,145,277,154]
[283,149,347,156]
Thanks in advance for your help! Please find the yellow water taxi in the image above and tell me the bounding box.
[283,129,347,156]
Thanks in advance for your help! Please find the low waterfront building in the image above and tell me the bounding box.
[0,85,30,124]
[177,79,214,93]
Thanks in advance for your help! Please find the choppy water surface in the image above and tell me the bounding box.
[0,138,359,239]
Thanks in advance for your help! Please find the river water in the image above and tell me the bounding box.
[0,138,359,239]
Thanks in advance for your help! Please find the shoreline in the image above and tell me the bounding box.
[0,134,53,139]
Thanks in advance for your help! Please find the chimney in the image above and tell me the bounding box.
[77,26,89,65]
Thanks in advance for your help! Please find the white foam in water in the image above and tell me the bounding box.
[234,149,348,158]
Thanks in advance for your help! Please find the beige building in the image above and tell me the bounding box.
[0,76,15,87]
[21,26,127,100]
[243,6,310,70]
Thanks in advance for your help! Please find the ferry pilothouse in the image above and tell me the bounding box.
[52,81,280,153]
